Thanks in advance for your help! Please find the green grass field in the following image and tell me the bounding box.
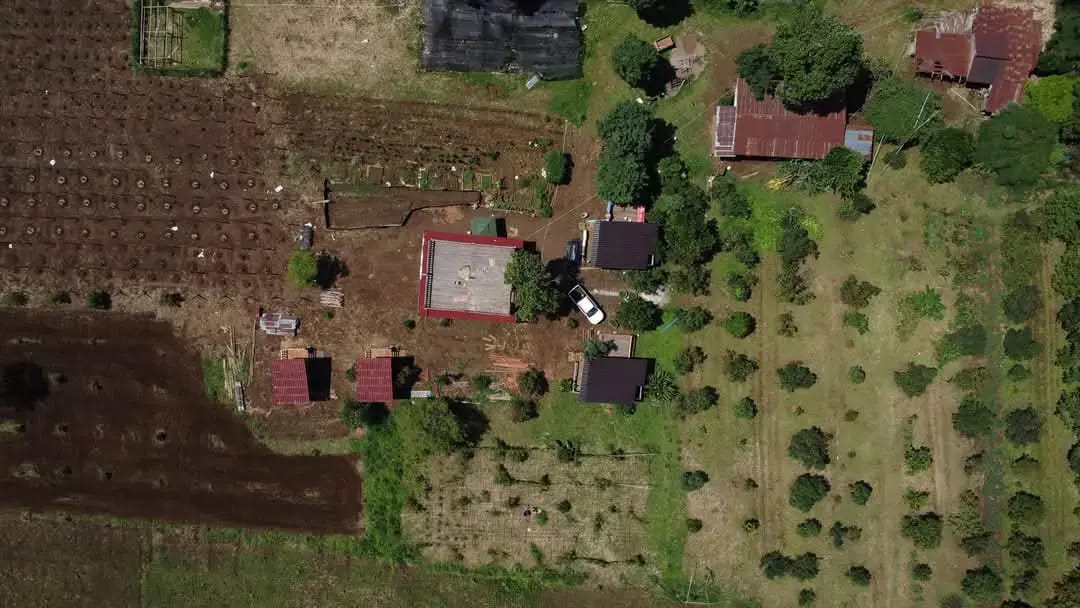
[181,8,226,71]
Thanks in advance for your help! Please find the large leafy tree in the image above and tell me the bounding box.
[788,427,830,469]
[504,250,559,322]
[1044,187,1080,244]
[395,398,465,469]
[736,43,777,99]
[611,36,663,90]
[596,101,656,204]
[864,76,943,143]
[920,127,974,183]
[1038,3,1080,75]
[974,104,1058,188]
[615,293,663,331]
[771,9,864,107]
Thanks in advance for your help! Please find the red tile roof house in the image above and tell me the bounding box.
[713,78,874,159]
[913,4,1042,113]
[417,230,524,323]
[355,357,394,403]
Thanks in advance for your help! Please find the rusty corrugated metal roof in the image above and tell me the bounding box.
[914,30,975,78]
[973,4,1041,113]
[732,79,847,160]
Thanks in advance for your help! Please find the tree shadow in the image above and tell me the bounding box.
[642,60,677,99]
[845,63,875,114]
[1,361,50,412]
[545,257,579,317]
[305,358,332,402]
[637,0,693,28]
[448,400,489,445]
[391,357,422,398]
[315,254,348,289]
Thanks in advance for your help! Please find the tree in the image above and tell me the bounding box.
[736,43,777,99]
[1026,74,1078,123]
[504,250,559,322]
[975,104,1057,188]
[894,362,937,397]
[1053,246,1080,299]
[675,306,712,332]
[596,102,656,204]
[789,553,820,581]
[584,339,617,360]
[86,291,112,310]
[611,36,663,90]
[1004,327,1040,360]
[901,512,943,548]
[760,551,792,579]
[516,368,548,398]
[952,396,995,439]
[849,480,873,505]
[778,362,817,391]
[645,369,680,402]
[682,469,710,491]
[287,250,318,287]
[728,272,754,301]
[849,366,866,384]
[1044,188,1080,244]
[807,147,867,197]
[543,150,569,185]
[864,76,943,143]
[1007,530,1046,569]
[840,275,882,309]
[1003,285,1040,324]
[912,563,933,581]
[723,311,756,338]
[1004,407,1042,445]
[341,400,388,429]
[788,427,831,469]
[597,150,649,205]
[770,9,864,107]
[920,127,975,183]
[789,473,830,512]
[797,518,822,537]
[681,386,719,414]
[1047,566,1080,608]
[724,350,759,382]
[712,176,752,218]
[847,566,872,586]
[614,294,662,331]
[395,398,465,467]
[626,266,667,294]
[734,396,758,419]
[1038,3,1080,74]
[661,201,719,266]
[798,588,816,606]
[778,312,798,337]
[1007,491,1045,526]
[962,566,1003,602]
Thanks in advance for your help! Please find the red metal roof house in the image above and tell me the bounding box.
[271,358,310,405]
[714,79,873,160]
[913,4,1041,113]
[355,357,394,403]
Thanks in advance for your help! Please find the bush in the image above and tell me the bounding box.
[742,517,760,532]
[728,272,754,301]
[905,444,932,473]
[847,566,872,586]
[1003,285,1040,324]
[675,306,712,332]
[952,396,994,439]
[901,512,943,548]
[865,76,943,143]
[287,250,318,287]
[894,362,937,397]
[778,362,817,391]
[920,127,975,183]
[788,427,831,469]
[796,518,822,537]
[614,294,663,331]
[778,312,798,337]
[840,275,882,309]
[838,192,876,220]
[849,366,866,384]
[682,470,710,491]
[680,386,719,414]
[50,291,71,305]
[611,35,662,90]
[723,350,759,382]
[402,318,416,330]
[903,489,930,511]
[849,480,873,505]
[543,150,569,185]
[2,292,28,307]
[912,563,933,581]
[1004,327,1040,360]
[517,368,548,398]
[674,346,707,375]
[505,250,559,322]
[760,551,792,579]
[798,589,816,606]
[686,518,703,533]
[734,396,758,419]
[583,339,617,360]
[961,565,1002,602]
[1007,491,1044,526]
[556,499,572,513]
[789,553,820,581]
[722,311,756,338]
[789,474,830,512]
[86,291,112,310]
[843,311,869,334]
[510,398,539,423]
[1004,407,1042,445]
[830,521,862,547]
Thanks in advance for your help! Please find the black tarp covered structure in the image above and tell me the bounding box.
[422,0,582,79]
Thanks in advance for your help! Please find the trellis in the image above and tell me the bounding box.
[139,3,184,67]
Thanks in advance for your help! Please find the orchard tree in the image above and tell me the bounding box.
[504,250,559,322]
[788,427,831,469]
[789,553,820,581]
[1003,285,1040,323]
[675,306,712,332]
[894,362,937,397]
[900,512,943,548]
[789,473,830,512]
[724,350,759,382]
[974,104,1058,188]
[771,9,864,107]
[839,275,882,309]
[614,294,663,331]
[849,480,873,505]
[920,127,975,183]
[864,76,943,143]
[952,396,994,438]
[734,396,758,419]
[1007,491,1045,526]
[723,311,757,338]
[778,362,817,391]
[1004,407,1042,445]
[961,565,1003,602]
[1004,327,1040,360]
[847,566,872,586]
[681,386,719,414]
[736,43,778,99]
[611,36,663,90]
[760,551,792,579]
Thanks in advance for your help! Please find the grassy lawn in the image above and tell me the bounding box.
[636,310,686,372]
[181,8,226,71]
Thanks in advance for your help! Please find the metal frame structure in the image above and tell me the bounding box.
[139,2,184,67]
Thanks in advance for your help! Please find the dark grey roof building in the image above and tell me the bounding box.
[579,357,651,405]
[586,221,659,270]
[422,0,582,79]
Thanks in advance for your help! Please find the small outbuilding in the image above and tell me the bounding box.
[260,312,299,337]
[578,357,651,406]
[271,357,332,405]
[355,357,394,403]
[585,221,660,270]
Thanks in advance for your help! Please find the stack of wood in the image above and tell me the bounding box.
[320,289,344,308]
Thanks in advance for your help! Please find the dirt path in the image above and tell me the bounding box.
[753,256,783,549]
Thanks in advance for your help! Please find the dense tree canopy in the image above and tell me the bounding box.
[778,362,818,391]
[789,473,830,512]
[615,294,663,331]
[952,396,994,439]
[1053,246,1080,299]
[974,104,1058,188]
[894,362,937,397]
[1037,3,1080,75]
[1044,188,1080,244]
[504,250,559,322]
[920,127,975,184]
[1004,327,1040,360]
[788,427,831,469]
[961,566,1003,602]
[1025,74,1078,124]
[736,43,777,99]
[864,76,943,143]
[1007,491,1045,527]
[1004,407,1042,445]
[1003,285,1040,324]
[611,36,664,91]
[596,102,656,204]
[770,10,864,107]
